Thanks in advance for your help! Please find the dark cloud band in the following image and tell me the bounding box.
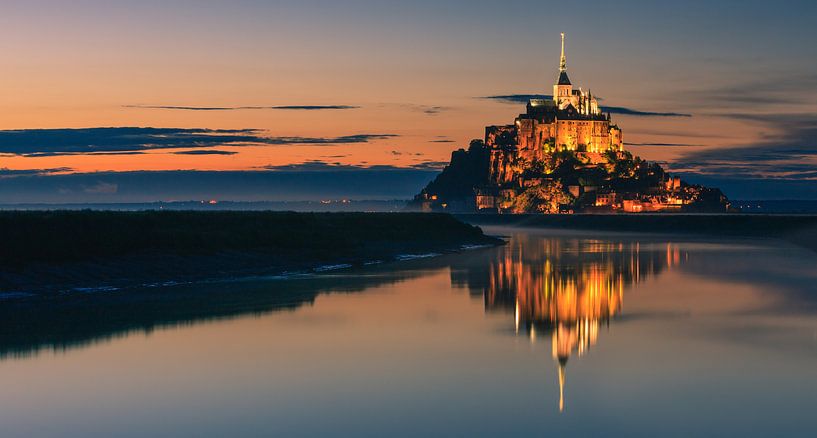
[172,150,238,156]
[670,113,817,181]
[261,160,447,172]
[480,94,691,117]
[0,167,73,178]
[124,105,359,111]
[0,127,397,156]
[0,167,440,203]
[626,142,700,147]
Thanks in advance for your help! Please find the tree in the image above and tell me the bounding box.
[606,150,636,178]
[510,181,574,213]
[545,150,580,176]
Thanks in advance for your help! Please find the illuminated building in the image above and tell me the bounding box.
[485,33,624,186]
[413,34,730,214]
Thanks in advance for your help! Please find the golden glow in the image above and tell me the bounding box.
[559,32,567,73]
[558,363,566,413]
[482,234,685,412]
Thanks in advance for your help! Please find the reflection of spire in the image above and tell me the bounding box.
[552,327,572,412]
[559,32,567,72]
[514,298,520,334]
[558,360,566,413]
[473,234,688,414]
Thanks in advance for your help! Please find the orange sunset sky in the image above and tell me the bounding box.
[1,0,815,200]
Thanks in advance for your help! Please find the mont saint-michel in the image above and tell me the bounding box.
[4,3,817,436]
[413,34,729,214]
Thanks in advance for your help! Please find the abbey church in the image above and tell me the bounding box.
[505,34,621,152]
[486,33,624,185]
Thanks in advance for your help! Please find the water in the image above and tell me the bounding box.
[1,227,816,437]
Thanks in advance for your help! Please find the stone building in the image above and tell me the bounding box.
[485,33,624,184]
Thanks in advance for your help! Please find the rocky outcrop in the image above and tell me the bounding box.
[411,142,730,214]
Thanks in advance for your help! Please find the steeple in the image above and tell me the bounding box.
[559,32,567,72]
[556,33,571,86]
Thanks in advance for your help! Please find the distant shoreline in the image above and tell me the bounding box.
[456,213,817,252]
[3,199,817,214]
[0,211,501,294]
[0,199,410,212]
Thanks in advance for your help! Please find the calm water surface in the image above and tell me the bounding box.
[1,227,816,437]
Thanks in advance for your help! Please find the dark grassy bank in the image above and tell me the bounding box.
[0,211,500,292]
[457,213,817,251]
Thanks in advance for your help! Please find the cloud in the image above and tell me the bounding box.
[0,128,397,156]
[259,160,445,172]
[482,94,551,104]
[172,150,238,155]
[674,74,817,109]
[83,182,118,194]
[125,105,359,111]
[430,136,455,143]
[389,151,423,157]
[670,113,817,181]
[23,151,148,158]
[480,95,690,117]
[262,134,397,145]
[419,106,447,115]
[133,102,448,115]
[0,168,440,203]
[0,167,72,178]
[627,129,733,139]
[379,103,450,116]
[260,161,367,172]
[408,161,448,170]
[600,106,691,117]
[626,142,700,147]
[0,127,259,156]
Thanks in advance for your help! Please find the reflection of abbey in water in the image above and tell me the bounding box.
[452,235,684,412]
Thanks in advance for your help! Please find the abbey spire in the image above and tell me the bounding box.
[553,33,573,106]
[559,32,567,72]
[556,33,572,87]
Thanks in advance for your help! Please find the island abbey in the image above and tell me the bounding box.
[413,34,729,214]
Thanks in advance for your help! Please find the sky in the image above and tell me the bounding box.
[1,0,816,202]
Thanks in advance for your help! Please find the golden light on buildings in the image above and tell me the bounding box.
[478,234,686,412]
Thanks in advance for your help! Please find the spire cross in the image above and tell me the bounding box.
[559,33,567,72]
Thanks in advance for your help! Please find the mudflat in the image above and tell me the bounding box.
[0,211,501,293]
